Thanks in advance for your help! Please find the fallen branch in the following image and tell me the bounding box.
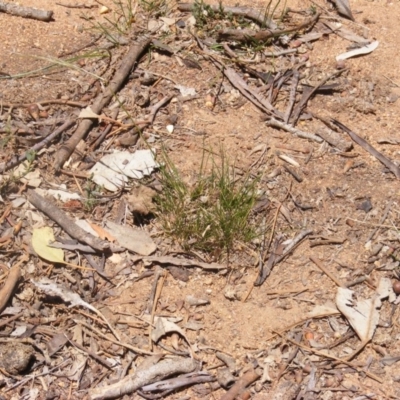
[331,119,400,179]
[54,35,152,170]
[89,358,200,400]
[0,1,53,21]
[0,120,75,173]
[27,189,110,252]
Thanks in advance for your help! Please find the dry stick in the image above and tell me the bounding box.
[0,1,53,21]
[0,119,75,173]
[290,69,348,126]
[27,189,109,252]
[266,118,323,143]
[0,264,21,313]
[177,2,277,28]
[217,12,320,42]
[89,358,200,400]
[220,369,260,400]
[54,35,152,170]
[331,119,400,180]
[284,70,299,123]
[309,256,345,288]
[275,331,382,383]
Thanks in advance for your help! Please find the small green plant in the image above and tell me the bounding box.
[155,149,260,263]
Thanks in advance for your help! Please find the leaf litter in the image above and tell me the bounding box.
[1,0,400,398]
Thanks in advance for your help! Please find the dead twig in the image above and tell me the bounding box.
[331,118,400,179]
[0,1,53,21]
[54,35,152,170]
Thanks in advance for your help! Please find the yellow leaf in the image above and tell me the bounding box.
[32,227,64,264]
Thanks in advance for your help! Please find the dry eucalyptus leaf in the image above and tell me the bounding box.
[32,227,64,264]
[330,0,354,21]
[336,278,392,342]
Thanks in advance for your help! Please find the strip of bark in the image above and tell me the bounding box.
[331,119,400,179]
[54,35,152,170]
[89,358,200,400]
[27,189,109,252]
[0,1,53,21]
[217,13,320,42]
[0,265,21,313]
[177,2,277,28]
[0,120,75,173]
[220,369,260,400]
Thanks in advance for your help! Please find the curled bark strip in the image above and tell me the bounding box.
[54,35,152,170]
[89,358,200,400]
[220,369,260,400]
[332,119,400,180]
[0,265,21,314]
[27,189,110,252]
[0,1,53,21]
[177,2,277,28]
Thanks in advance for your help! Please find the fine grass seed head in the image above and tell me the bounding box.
[155,150,260,263]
